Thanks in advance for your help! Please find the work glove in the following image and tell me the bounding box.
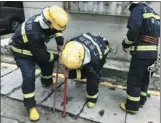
[53,53,59,61]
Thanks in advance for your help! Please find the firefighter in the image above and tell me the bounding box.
[120,2,160,114]
[61,32,111,108]
[10,5,68,121]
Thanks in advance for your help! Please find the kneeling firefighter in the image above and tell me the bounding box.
[9,5,68,121]
[61,32,111,108]
[120,2,160,114]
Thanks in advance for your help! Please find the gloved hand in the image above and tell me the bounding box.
[54,53,59,61]
[104,39,110,46]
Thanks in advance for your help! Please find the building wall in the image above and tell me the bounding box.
[23,2,160,61]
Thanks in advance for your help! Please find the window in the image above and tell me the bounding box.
[3,1,23,8]
[64,2,130,17]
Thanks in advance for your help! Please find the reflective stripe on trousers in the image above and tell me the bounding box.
[24,92,34,98]
[41,75,53,79]
[87,93,98,99]
[127,94,140,102]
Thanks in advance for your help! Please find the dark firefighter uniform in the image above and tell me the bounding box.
[10,14,64,109]
[9,5,68,121]
[121,3,160,113]
[61,32,110,108]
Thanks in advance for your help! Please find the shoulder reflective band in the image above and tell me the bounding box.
[127,94,140,101]
[21,22,28,43]
[141,91,147,96]
[87,93,98,99]
[24,92,34,98]
[55,33,63,37]
[48,52,54,62]
[130,46,157,51]
[83,34,103,59]
[41,74,53,79]
[143,13,160,19]
[125,36,134,44]
[11,46,33,56]
[76,69,81,80]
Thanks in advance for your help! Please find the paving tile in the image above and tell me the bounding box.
[1,117,19,123]
[126,96,160,123]
[1,65,17,77]
[8,77,55,104]
[1,68,40,95]
[42,80,87,115]
[80,86,126,123]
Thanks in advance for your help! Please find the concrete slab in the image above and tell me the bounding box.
[8,77,54,104]
[1,117,19,123]
[80,86,126,123]
[42,80,87,115]
[1,96,94,123]
[1,66,17,77]
[1,68,41,95]
[126,96,160,123]
[1,63,18,77]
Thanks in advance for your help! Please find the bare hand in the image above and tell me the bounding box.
[64,68,69,77]
[57,45,63,52]
[122,47,128,52]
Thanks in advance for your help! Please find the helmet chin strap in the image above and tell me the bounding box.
[39,14,50,29]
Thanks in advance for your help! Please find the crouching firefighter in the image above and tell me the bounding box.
[61,32,111,108]
[120,2,160,114]
[9,5,68,121]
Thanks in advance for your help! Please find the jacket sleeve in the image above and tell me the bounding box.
[55,31,64,46]
[27,34,54,63]
[122,6,143,48]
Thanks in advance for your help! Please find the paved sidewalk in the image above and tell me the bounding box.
[1,63,160,123]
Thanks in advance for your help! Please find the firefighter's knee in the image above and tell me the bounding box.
[41,74,53,86]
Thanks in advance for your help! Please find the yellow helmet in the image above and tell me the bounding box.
[61,41,85,69]
[42,5,68,31]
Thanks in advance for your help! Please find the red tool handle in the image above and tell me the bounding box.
[54,51,60,88]
[55,60,59,88]
[53,52,60,113]
[62,69,68,117]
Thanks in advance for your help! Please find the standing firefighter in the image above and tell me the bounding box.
[61,32,111,108]
[10,5,68,121]
[120,2,160,114]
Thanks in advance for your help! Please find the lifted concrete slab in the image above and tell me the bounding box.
[42,80,87,115]
[126,96,160,123]
[1,68,40,95]
[80,86,126,123]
